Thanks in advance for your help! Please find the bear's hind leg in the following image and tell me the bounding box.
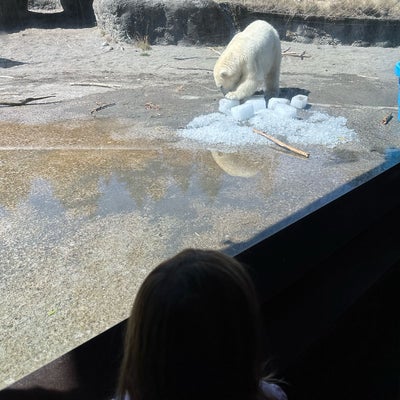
[265,70,280,101]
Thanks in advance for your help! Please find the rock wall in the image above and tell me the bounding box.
[93,0,400,47]
[2,0,399,47]
[93,0,236,45]
[247,11,400,47]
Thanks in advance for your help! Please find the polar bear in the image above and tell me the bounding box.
[213,20,281,101]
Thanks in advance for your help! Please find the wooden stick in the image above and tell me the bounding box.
[173,56,200,60]
[175,67,213,72]
[282,50,311,59]
[70,82,121,88]
[207,47,222,56]
[90,102,116,114]
[253,128,310,158]
[381,112,393,125]
[0,95,55,106]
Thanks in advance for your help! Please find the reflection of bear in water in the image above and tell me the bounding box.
[213,20,281,101]
[211,150,277,199]
[211,151,263,177]
[211,149,276,182]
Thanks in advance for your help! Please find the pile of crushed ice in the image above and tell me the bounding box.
[178,95,357,150]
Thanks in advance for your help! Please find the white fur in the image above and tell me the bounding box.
[213,20,281,101]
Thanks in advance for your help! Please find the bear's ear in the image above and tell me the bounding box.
[220,69,229,78]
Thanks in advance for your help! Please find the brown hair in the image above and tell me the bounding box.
[117,248,266,400]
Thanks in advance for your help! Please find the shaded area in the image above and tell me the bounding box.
[2,256,400,400]
[0,58,26,68]
[0,0,95,31]
[285,261,400,400]
[279,87,311,101]
[19,9,95,29]
[0,12,95,32]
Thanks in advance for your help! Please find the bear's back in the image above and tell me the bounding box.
[242,20,276,35]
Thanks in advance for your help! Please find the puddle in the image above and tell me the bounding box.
[0,118,287,387]
[0,147,279,214]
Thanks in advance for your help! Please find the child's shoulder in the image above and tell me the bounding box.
[110,394,130,400]
[260,380,288,400]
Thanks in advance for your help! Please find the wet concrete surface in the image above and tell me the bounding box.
[0,27,400,389]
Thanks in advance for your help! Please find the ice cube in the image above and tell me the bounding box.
[267,97,290,110]
[290,95,308,109]
[245,96,266,113]
[219,98,240,114]
[274,103,297,119]
[231,103,254,121]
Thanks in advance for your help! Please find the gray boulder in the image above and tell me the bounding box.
[93,0,236,45]
[28,0,62,11]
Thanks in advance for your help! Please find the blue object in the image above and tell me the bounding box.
[395,61,400,121]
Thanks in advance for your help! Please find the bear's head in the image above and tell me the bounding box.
[213,58,242,95]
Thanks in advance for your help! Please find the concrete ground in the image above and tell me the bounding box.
[0,26,399,389]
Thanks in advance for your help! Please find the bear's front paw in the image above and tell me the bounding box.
[225,92,240,100]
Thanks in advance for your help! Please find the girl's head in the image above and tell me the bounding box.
[117,248,264,400]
